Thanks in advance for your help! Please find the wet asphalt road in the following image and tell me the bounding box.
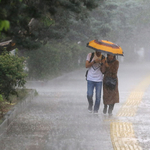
[0,62,150,150]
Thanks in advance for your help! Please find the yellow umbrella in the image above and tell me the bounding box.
[87,40,124,56]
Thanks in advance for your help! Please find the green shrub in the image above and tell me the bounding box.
[0,94,4,117]
[0,51,27,101]
[0,94,3,103]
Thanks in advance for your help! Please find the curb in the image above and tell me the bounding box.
[0,89,36,138]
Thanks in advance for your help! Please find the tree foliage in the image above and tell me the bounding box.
[0,0,102,51]
[1,0,150,80]
[25,41,85,79]
[106,0,150,61]
[25,0,150,79]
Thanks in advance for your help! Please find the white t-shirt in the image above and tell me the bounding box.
[86,53,103,82]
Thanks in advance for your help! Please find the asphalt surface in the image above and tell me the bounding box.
[0,62,150,150]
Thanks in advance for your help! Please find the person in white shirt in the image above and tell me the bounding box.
[85,51,105,114]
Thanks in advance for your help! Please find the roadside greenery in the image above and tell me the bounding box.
[25,41,87,79]
[1,0,150,80]
[0,94,4,117]
[0,51,27,101]
[0,89,32,122]
[0,51,28,120]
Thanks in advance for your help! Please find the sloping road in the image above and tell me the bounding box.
[0,62,150,150]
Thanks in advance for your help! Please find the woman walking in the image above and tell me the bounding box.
[100,54,119,116]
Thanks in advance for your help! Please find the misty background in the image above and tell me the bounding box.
[1,1,150,149]
[0,0,150,80]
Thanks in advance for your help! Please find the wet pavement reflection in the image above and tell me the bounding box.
[0,62,150,150]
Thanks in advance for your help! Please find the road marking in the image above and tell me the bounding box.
[110,122,142,150]
[110,74,150,150]
[118,75,150,116]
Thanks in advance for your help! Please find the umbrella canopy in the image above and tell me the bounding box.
[87,40,123,56]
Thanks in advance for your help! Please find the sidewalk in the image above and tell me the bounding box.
[0,62,150,150]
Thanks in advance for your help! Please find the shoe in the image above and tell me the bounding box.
[93,111,98,114]
[103,105,107,114]
[108,109,112,115]
[88,108,92,113]
[108,113,113,117]
[88,109,92,113]
[88,107,92,113]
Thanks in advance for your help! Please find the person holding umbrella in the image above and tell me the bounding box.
[87,39,123,116]
[85,50,105,114]
[100,54,119,116]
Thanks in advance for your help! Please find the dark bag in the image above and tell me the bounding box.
[105,77,117,90]
[85,52,94,80]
